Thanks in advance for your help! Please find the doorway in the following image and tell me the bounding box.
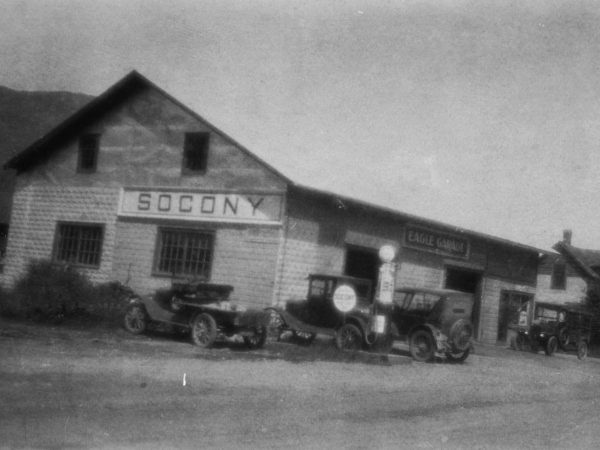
[497,291,532,342]
[344,245,380,286]
[445,267,482,338]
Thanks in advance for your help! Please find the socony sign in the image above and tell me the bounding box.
[118,189,284,224]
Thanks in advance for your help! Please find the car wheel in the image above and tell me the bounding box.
[123,304,148,335]
[577,341,589,360]
[409,329,435,362]
[446,347,470,363]
[545,336,558,356]
[293,330,316,346]
[243,327,267,349]
[558,327,569,350]
[190,313,218,348]
[335,324,363,351]
[265,308,285,342]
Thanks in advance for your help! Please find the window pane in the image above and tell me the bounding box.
[55,224,102,267]
[183,132,209,172]
[155,229,213,278]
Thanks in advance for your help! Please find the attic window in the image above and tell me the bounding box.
[78,133,100,172]
[551,260,566,290]
[183,132,209,174]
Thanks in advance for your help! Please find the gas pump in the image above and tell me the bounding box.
[370,245,397,352]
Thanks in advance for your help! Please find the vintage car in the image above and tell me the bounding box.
[513,301,592,359]
[269,274,474,362]
[123,280,269,349]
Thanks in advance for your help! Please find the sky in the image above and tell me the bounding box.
[1,0,600,251]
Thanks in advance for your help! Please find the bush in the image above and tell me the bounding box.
[12,260,95,322]
[0,284,21,318]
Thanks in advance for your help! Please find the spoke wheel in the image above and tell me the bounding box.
[577,341,589,360]
[265,308,285,342]
[243,327,267,349]
[335,324,363,351]
[545,336,558,356]
[123,305,148,335]
[191,313,217,348]
[410,330,435,362]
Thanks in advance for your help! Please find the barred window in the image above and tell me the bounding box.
[54,223,103,267]
[154,228,213,278]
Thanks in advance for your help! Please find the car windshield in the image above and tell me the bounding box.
[394,291,441,312]
[534,306,559,321]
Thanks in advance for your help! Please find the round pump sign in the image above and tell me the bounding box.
[333,284,357,313]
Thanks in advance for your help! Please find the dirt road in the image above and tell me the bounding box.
[1,319,599,449]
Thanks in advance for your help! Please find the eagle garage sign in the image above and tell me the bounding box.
[404,224,470,259]
[118,188,284,225]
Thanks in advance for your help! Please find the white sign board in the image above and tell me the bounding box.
[118,189,283,224]
[333,285,357,313]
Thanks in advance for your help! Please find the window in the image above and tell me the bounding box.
[182,132,209,174]
[551,260,566,290]
[154,228,214,278]
[78,133,100,172]
[53,223,103,267]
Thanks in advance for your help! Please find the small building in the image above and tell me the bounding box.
[1,71,545,344]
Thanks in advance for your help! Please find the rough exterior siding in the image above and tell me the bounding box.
[1,83,286,298]
[0,182,119,286]
[113,220,281,307]
[535,274,586,305]
[478,277,536,344]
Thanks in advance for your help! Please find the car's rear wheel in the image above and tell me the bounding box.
[265,308,285,342]
[446,347,470,363]
[191,313,218,348]
[410,329,435,362]
[243,327,267,349]
[123,304,148,335]
[545,336,558,356]
[577,341,589,360]
[335,324,363,351]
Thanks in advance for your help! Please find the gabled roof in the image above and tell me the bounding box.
[3,70,292,185]
[4,70,548,255]
[553,241,600,282]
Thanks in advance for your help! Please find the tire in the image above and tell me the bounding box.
[293,330,316,346]
[265,308,285,342]
[243,327,267,349]
[409,329,435,362]
[446,347,470,363]
[190,313,218,348]
[335,324,363,351]
[123,304,148,335]
[577,341,589,360]
[558,327,569,350]
[545,336,558,356]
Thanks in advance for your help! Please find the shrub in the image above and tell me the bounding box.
[12,259,95,323]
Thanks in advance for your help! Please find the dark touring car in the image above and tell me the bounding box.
[123,281,269,349]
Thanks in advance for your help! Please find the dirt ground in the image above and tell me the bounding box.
[1,318,600,450]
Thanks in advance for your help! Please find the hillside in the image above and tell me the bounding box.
[0,86,93,223]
